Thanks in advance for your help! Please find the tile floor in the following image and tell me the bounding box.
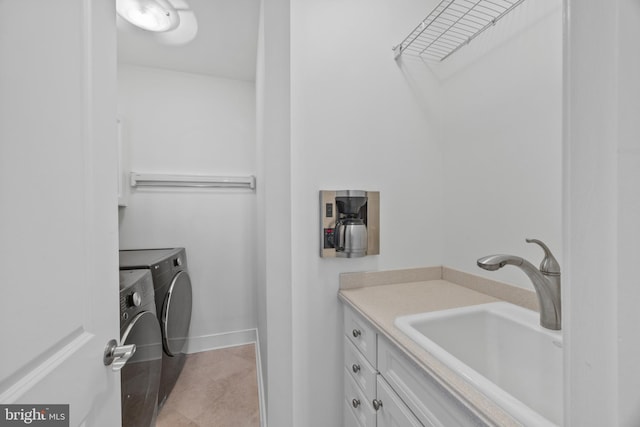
[157,344,260,427]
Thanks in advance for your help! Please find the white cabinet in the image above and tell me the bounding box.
[345,398,368,427]
[343,306,422,427]
[378,337,483,427]
[377,376,425,427]
[344,366,377,427]
[343,306,380,427]
[345,304,377,365]
[342,304,486,427]
[345,336,377,402]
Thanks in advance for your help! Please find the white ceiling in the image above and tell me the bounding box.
[117,0,260,82]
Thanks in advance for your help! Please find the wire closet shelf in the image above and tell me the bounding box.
[393,0,526,62]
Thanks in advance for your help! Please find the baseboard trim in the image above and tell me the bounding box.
[255,330,267,427]
[185,328,257,354]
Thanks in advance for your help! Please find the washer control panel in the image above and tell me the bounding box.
[119,269,156,328]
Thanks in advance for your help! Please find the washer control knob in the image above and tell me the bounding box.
[129,292,142,307]
[173,257,182,267]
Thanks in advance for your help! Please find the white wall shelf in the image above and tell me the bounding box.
[393,0,526,61]
[130,173,256,190]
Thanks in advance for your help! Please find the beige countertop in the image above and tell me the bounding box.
[339,268,535,426]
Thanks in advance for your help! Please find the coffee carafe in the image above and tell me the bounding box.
[335,193,368,257]
[320,190,380,258]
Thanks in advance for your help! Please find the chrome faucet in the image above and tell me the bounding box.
[477,238,561,330]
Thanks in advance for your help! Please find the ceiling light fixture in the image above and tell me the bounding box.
[116,0,180,32]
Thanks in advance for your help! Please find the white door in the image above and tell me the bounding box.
[0,1,121,426]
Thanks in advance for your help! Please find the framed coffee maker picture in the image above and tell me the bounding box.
[319,190,380,258]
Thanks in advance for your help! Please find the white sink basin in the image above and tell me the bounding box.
[395,302,562,426]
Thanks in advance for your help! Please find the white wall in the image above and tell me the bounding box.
[117,64,258,350]
[436,0,563,289]
[564,0,640,425]
[255,0,269,413]
[283,0,564,425]
[616,0,640,423]
[261,1,640,426]
[255,0,294,425]
[289,0,444,425]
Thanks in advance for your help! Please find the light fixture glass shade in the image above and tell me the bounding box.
[116,0,180,32]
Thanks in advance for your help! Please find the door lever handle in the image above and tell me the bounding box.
[103,339,136,372]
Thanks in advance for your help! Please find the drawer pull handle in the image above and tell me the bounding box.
[352,398,361,408]
[352,329,361,338]
[372,399,383,411]
[352,363,361,373]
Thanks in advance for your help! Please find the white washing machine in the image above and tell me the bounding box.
[119,269,163,427]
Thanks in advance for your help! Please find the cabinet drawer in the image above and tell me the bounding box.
[344,368,376,427]
[377,375,426,427]
[344,336,377,401]
[378,337,486,427]
[344,306,377,366]
[344,400,365,427]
